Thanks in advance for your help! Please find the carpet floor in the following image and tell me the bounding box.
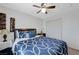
[68,47,79,55]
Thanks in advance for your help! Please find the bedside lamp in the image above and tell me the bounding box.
[40,30,43,35]
[0,29,10,42]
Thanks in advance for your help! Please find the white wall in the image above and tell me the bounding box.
[62,9,79,50]
[45,9,79,50]
[0,6,44,42]
[46,19,62,40]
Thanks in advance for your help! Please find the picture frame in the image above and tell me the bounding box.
[0,13,6,30]
[10,17,15,32]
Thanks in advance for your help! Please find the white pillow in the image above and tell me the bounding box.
[15,30,19,39]
[35,35,42,37]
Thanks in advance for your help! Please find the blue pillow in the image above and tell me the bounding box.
[19,32,29,38]
[19,31,36,38]
[28,31,36,38]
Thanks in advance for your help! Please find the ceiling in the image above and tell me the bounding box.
[0,3,79,20]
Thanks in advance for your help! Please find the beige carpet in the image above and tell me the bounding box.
[68,47,79,55]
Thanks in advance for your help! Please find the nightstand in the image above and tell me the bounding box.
[37,33,46,37]
[0,40,13,55]
[0,40,12,50]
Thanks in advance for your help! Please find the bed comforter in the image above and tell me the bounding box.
[13,36,68,55]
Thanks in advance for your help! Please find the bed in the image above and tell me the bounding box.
[12,28,68,55]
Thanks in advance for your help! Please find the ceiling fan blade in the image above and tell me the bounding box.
[33,5,41,8]
[41,3,44,6]
[47,6,56,9]
[45,11,47,14]
[37,10,41,13]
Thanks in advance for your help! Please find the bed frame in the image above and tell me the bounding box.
[14,28,36,40]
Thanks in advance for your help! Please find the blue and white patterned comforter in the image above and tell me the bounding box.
[13,37,68,55]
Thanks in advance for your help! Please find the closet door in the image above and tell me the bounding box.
[46,19,62,40]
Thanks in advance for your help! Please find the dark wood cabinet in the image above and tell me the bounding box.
[0,13,6,30]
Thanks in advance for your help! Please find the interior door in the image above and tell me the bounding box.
[46,19,62,40]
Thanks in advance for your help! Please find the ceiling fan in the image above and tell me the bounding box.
[33,3,56,14]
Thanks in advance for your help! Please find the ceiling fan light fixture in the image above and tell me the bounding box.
[41,8,46,13]
[33,3,56,14]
